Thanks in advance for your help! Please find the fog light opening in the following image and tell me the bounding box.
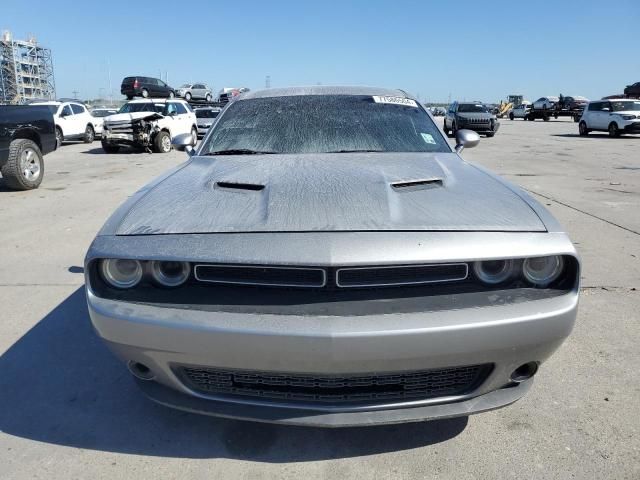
[510,362,538,383]
[128,361,155,381]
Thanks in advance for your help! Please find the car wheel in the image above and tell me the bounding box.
[509,113,514,120]
[141,89,149,98]
[168,91,175,99]
[153,131,171,153]
[578,121,589,136]
[101,140,120,153]
[543,114,550,122]
[608,122,621,137]
[573,115,580,123]
[206,94,212,102]
[126,95,133,100]
[55,127,63,148]
[485,132,495,137]
[0,139,44,190]
[83,125,95,143]
[190,127,198,146]
[185,92,192,101]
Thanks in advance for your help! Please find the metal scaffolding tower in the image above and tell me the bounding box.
[0,31,56,104]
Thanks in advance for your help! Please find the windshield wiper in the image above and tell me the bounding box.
[202,149,277,156]
[326,149,385,153]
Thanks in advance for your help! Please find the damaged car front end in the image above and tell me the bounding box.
[102,113,167,153]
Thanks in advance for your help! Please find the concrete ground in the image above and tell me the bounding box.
[1,118,638,479]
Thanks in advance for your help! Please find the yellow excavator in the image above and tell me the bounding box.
[496,95,528,118]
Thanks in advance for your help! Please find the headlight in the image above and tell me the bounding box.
[150,260,190,287]
[621,115,636,120]
[473,259,516,284]
[100,259,143,288]
[522,256,564,287]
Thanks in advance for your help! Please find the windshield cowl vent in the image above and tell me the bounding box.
[215,181,265,191]
[391,178,443,191]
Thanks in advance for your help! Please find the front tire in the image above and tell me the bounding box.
[190,127,198,146]
[578,121,589,136]
[83,125,95,143]
[509,112,514,120]
[0,139,44,190]
[608,122,621,137]
[168,91,175,99]
[55,127,63,148]
[153,131,171,153]
[141,89,149,98]
[185,92,192,101]
[486,132,495,138]
[101,140,120,153]
[205,93,212,102]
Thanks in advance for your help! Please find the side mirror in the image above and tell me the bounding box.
[171,133,195,154]
[454,129,480,153]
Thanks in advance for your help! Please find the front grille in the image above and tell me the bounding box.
[179,364,492,404]
[105,121,133,134]
[193,263,469,289]
[337,263,468,287]
[194,264,327,288]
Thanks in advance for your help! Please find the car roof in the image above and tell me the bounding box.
[127,98,187,104]
[240,86,410,100]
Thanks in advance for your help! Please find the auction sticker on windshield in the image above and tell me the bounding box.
[372,96,418,108]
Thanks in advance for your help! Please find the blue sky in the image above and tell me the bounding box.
[2,0,638,102]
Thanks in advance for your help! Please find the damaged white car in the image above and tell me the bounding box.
[101,99,197,153]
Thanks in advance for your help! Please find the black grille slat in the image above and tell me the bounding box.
[179,365,491,404]
[337,264,468,287]
[194,265,326,288]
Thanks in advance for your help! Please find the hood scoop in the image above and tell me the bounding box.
[215,181,265,191]
[391,177,443,191]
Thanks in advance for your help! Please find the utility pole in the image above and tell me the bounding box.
[72,90,79,99]
[265,75,271,89]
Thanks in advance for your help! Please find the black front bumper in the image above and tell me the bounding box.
[458,122,500,134]
[623,122,640,134]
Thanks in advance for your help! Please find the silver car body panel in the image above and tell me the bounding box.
[109,153,546,235]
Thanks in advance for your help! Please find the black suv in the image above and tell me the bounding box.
[121,76,175,100]
[443,101,499,137]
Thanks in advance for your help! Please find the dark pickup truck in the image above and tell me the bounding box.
[0,105,56,190]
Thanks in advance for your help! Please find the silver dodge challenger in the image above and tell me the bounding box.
[85,86,580,427]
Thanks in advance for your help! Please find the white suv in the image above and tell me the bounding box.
[101,99,197,153]
[31,101,100,146]
[579,99,640,137]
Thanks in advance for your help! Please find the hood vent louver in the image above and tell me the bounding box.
[391,178,443,190]
[215,181,265,191]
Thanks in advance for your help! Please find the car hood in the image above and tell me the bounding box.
[105,112,163,123]
[114,153,546,235]
[613,110,640,116]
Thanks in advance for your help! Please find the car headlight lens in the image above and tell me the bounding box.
[522,256,564,287]
[473,259,516,284]
[621,114,636,120]
[100,259,143,288]
[150,260,190,287]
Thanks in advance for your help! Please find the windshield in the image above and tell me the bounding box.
[91,110,114,117]
[196,109,220,118]
[200,95,449,154]
[457,104,488,113]
[118,102,164,114]
[612,101,640,112]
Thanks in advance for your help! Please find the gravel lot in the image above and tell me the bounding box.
[1,118,638,479]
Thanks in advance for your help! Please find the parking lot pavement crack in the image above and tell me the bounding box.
[528,189,640,236]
